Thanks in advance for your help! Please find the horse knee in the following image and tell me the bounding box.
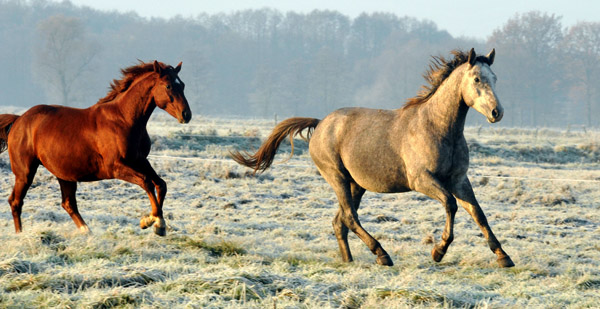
[61,203,76,215]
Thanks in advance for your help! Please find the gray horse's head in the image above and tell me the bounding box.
[461,48,503,123]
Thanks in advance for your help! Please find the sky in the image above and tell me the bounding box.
[65,0,599,39]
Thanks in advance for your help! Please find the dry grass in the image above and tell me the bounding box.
[0,113,598,307]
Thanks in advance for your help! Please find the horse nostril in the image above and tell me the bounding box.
[491,108,499,119]
[182,110,191,122]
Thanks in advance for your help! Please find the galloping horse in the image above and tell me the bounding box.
[0,61,191,236]
[232,49,514,267]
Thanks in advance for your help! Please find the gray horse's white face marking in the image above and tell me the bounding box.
[461,50,504,123]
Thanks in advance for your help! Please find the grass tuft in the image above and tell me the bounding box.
[5,270,167,293]
[176,237,247,257]
[375,287,467,306]
[39,230,66,251]
[88,290,142,309]
[0,259,39,275]
[576,277,600,290]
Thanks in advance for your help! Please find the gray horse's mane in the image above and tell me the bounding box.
[404,49,491,108]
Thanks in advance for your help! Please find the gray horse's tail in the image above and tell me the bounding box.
[0,114,19,154]
[230,117,320,174]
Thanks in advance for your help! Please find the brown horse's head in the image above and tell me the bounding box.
[151,61,192,123]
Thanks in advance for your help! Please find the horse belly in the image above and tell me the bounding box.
[346,161,410,193]
[352,172,410,193]
[40,152,101,181]
[36,136,102,182]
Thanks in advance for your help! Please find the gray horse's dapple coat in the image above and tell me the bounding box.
[232,48,514,268]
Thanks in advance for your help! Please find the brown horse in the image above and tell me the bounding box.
[232,49,514,267]
[0,61,191,236]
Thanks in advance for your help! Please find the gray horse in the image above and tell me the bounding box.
[232,48,514,268]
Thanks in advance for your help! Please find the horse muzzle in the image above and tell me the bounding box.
[487,106,503,123]
[179,109,192,124]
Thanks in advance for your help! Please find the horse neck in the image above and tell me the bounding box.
[420,66,469,137]
[111,73,158,127]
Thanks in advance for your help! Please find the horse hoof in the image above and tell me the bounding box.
[376,254,394,266]
[431,247,445,262]
[140,215,156,229]
[79,225,91,234]
[497,255,515,268]
[154,225,166,236]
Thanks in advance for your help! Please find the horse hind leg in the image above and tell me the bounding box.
[332,182,366,263]
[9,179,31,233]
[8,162,39,233]
[332,210,352,262]
[58,179,90,233]
[326,173,392,266]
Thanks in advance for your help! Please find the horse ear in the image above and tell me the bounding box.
[486,48,495,66]
[153,60,163,75]
[175,62,182,73]
[468,48,476,66]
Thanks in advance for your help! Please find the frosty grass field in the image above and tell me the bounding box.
[0,111,599,308]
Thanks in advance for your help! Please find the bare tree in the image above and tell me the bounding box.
[248,64,280,118]
[33,15,99,106]
[307,47,347,117]
[181,47,216,112]
[489,12,563,127]
[562,22,600,127]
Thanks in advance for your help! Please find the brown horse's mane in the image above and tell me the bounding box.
[404,50,491,108]
[97,61,166,104]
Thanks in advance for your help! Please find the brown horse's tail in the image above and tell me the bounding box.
[0,114,19,154]
[231,117,320,174]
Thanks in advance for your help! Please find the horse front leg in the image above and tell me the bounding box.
[452,177,514,267]
[114,159,167,236]
[413,171,457,263]
[140,162,167,236]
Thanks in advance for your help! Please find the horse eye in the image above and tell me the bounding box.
[474,77,480,83]
[166,84,171,90]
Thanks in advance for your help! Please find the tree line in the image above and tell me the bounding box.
[0,1,599,127]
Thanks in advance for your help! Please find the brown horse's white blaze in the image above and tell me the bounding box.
[0,60,191,236]
[232,48,514,268]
